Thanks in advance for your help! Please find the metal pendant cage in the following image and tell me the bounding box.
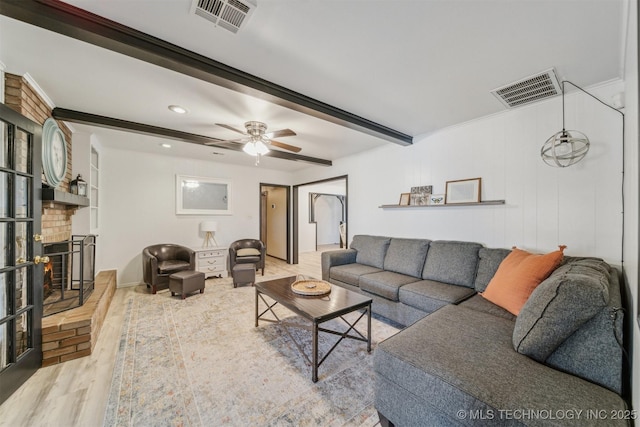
[541,129,590,168]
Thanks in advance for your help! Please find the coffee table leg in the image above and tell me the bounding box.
[255,288,259,327]
[367,304,372,353]
[312,322,319,382]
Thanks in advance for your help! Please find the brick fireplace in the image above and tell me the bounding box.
[5,73,115,365]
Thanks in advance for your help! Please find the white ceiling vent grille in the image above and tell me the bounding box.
[491,68,562,108]
[192,0,256,33]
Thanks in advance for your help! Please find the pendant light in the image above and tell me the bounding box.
[541,81,590,168]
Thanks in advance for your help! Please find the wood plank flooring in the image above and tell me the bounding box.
[0,246,342,427]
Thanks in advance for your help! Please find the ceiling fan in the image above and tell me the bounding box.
[208,121,302,164]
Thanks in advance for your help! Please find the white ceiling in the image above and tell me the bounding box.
[0,0,628,171]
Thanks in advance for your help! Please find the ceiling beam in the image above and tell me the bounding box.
[52,108,333,166]
[0,0,413,147]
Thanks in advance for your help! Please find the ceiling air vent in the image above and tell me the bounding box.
[192,0,256,33]
[491,68,562,108]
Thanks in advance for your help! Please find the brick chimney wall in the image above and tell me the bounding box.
[4,73,74,243]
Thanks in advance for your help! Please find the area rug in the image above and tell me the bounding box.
[103,276,400,426]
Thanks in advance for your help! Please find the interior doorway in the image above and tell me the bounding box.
[293,175,348,264]
[259,184,290,262]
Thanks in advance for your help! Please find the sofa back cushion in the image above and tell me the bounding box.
[384,238,431,278]
[513,258,610,362]
[474,248,511,292]
[350,235,391,269]
[422,241,482,288]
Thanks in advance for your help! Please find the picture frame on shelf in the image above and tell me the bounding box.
[399,193,411,206]
[410,185,432,206]
[176,175,233,215]
[445,178,481,204]
[429,194,445,205]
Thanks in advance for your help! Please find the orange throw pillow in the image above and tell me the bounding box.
[480,246,566,315]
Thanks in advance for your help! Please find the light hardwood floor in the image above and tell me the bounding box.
[0,246,342,427]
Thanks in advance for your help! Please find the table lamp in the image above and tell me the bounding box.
[200,221,218,247]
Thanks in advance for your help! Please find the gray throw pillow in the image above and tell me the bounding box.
[350,235,391,269]
[512,258,610,362]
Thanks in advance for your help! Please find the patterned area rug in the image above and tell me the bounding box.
[103,276,400,426]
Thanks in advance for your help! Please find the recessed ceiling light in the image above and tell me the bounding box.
[160,143,172,148]
[168,105,187,114]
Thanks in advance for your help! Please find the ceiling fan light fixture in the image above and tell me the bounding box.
[242,140,269,156]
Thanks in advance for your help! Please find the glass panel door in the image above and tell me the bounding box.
[0,103,42,404]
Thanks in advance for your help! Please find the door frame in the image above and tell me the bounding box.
[292,175,348,264]
[259,183,290,263]
[0,102,43,403]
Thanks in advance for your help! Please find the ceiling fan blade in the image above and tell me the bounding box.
[266,128,296,138]
[269,139,302,153]
[216,123,247,135]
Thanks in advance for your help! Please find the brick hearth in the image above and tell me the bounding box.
[41,270,117,367]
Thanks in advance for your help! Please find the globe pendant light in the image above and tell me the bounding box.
[541,81,590,168]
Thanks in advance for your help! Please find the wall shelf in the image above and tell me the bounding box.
[379,200,505,209]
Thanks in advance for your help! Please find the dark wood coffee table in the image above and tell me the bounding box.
[255,276,372,382]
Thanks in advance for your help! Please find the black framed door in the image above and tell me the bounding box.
[0,102,43,403]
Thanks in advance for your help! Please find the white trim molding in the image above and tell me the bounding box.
[0,60,5,103]
[23,72,56,110]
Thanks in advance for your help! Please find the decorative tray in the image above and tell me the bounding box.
[291,279,331,296]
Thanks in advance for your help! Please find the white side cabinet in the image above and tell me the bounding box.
[193,247,228,278]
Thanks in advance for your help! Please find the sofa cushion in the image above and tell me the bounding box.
[458,294,515,321]
[359,271,419,301]
[481,246,565,315]
[350,235,391,268]
[421,241,482,288]
[329,263,383,287]
[384,238,431,278]
[399,280,475,313]
[474,247,511,292]
[513,258,610,362]
[374,305,628,426]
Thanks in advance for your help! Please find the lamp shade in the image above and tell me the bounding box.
[243,140,269,156]
[200,221,218,232]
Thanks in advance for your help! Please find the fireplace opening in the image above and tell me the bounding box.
[43,235,96,317]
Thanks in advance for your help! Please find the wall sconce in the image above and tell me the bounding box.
[70,174,87,196]
[200,221,218,247]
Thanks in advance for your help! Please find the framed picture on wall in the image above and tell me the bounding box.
[176,175,233,215]
[399,193,411,205]
[445,178,481,204]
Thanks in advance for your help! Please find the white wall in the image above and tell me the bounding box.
[97,144,293,285]
[315,196,341,245]
[297,180,346,253]
[622,0,639,412]
[295,81,626,265]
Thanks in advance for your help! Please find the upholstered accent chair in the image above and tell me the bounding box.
[228,239,266,276]
[142,244,196,294]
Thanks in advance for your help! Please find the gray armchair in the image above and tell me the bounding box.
[228,239,266,276]
[142,244,195,294]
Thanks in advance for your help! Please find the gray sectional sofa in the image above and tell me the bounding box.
[321,235,628,426]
